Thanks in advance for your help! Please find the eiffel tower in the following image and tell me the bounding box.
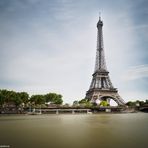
[85,16,125,106]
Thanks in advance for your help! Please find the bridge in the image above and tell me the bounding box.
[31,108,92,114]
[28,106,125,114]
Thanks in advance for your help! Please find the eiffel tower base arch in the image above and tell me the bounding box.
[86,89,125,106]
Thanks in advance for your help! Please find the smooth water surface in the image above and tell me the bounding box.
[0,113,148,148]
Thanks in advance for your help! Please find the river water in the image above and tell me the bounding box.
[0,113,148,148]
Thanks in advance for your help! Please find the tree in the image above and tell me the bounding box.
[30,95,45,105]
[0,90,21,107]
[78,98,93,107]
[79,98,88,104]
[100,100,109,106]
[17,92,29,104]
[8,91,22,107]
[53,95,63,104]
[0,89,11,103]
[126,101,135,106]
[0,90,5,106]
[73,100,79,106]
[136,100,145,106]
[44,93,56,103]
[44,93,63,105]
[85,101,93,108]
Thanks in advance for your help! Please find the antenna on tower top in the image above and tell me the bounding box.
[99,12,101,20]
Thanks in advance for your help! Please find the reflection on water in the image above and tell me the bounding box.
[0,113,148,148]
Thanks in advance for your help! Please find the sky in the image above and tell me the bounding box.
[0,0,148,104]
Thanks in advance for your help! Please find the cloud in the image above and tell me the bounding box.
[0,17,95,103]
[0,0,147,104]
[122,65,148,81]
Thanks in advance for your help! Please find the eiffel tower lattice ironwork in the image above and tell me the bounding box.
[85,16,125,106]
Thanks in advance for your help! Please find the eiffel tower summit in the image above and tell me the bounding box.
[85,16,125,106]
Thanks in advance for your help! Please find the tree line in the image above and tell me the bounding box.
[0,89,63,109]
[126,100,148,107]
[73,98,148,108]
[0,89,147,109]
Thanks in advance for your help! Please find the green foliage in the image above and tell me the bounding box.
[17,92,29,104]
[0,89,24,106]
[100,100,109,106]
[0,90,5,106]
[84,102,93,108]
[126,101,135,106]
[45,93,56,103]
[0,89,12,103]
[44,93,63,104]
[12,97,22,106]
[53,96,63,104]
[79,98,88,104]
[1,88,147,109]
[29,93,63,105]
[73,100,79,106]
[73,98,93,108]
[30,95,45,105]
[126,100,148,107]
[0,89,63,107]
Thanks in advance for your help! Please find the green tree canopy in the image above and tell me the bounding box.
[73,100,79,106]
[17,92,29,104]
[79,98,88,104]
[0,89,11,103]
[30,95,45,105]
[0,90,5,106]
[126,100,148,107]
[44,93,63,105]
[0,89,23,107]
[100,100,109,106]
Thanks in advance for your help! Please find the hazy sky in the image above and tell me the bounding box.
[0,0,148,104]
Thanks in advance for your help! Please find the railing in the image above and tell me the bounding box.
[40,109,92,114]
[28,107,125,114]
